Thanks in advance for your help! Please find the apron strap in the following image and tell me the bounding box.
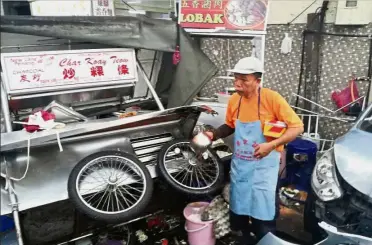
[237,88,261,120]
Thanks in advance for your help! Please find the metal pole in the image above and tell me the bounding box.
[1,81,12,132]
[7,175,24,245]
[1,81,24,244]
[1,42,89,50]
[136,61,165,111]
[260,35,266,86]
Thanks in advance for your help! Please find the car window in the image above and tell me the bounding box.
[359,108,372,133]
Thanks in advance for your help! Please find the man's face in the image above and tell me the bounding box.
[233,73,260,98]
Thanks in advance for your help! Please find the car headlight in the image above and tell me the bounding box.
[311,149,343,202]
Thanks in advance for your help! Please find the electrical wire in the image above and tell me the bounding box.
[121,1,137,11]
[287,0,319,25]
[1,128,63,183]
[121,1,150,18]
[366,38,372,105]
[295,32,307,108]
[304,30,372,38]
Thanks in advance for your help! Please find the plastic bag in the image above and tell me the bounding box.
[331,79,360,113]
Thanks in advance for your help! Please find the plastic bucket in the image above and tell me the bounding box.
[183,202,215,245]
[0,216,15,233]
[285,138,318,191]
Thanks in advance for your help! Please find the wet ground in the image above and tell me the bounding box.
[278,206,312,243]
[7,179,313,245]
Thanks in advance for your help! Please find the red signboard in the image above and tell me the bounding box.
[179,0,268,32]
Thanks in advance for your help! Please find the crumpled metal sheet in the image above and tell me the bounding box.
[0,16,218,107]
[0,106,211,152]
[0,15,176,52]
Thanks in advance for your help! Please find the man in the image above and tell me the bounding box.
[205,57,304,244]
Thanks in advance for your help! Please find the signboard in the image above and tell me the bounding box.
[30,0,115,17]
[179,0,268,33]
[1,49,138,95]
[30,0,92,16]
[93,0,115,16]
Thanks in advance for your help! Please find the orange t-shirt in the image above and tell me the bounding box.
[225,88,303,152]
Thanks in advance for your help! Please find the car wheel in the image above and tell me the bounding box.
[157,139,224,196]
[68,151,153,223]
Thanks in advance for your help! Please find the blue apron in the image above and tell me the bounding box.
[230,89,280,221]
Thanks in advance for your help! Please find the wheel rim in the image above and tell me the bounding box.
[162,142,220,190]
[75,155,147,215]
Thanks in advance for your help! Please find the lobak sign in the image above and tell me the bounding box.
[179,0,268,32]
[0,49,137,95]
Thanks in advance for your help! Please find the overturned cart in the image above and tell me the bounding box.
[0,16,223,244]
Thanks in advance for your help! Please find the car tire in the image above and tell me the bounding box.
[68,151,153,223]
[157,139,224,196]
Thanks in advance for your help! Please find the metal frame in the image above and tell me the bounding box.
[9,83,135,100]
[288,92,363,153]
[56,210,164,245]
[289,92,367,116]
[1,81,24,244]
[297,113,336,153]
[0,47,165,245]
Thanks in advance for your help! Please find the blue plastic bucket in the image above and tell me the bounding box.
[0,216,15,232]
[285,138,318,191]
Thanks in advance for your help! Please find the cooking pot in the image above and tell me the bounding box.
[191,132,212,152]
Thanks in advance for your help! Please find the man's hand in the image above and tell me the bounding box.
[254,142,275,159]
[204,131,214,140]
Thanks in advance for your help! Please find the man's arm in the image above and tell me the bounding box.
[268,127,303,149]
[254,127,303,158]
[212,124,235,140]
[271,91,304,147]
[254,91,304,158]
[206,97,236,140]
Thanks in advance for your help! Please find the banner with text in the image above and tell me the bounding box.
[30,0,115,16]
[93,0,115,16]
[179,0,268,32]
[1,49,137,95]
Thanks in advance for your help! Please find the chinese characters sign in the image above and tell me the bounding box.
[93,0,115,16]
[30,0,92,16]
[0,49,137,95]
[179,0,268,32]
[30,0,114,17]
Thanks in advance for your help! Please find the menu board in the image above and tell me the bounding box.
[1,48,137,95]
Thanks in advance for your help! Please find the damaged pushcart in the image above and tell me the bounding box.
[0,15,226,245]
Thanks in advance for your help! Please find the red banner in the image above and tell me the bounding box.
[179,0,268,31]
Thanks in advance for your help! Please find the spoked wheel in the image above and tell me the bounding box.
[68,151,153,223]
[157,139,224,195]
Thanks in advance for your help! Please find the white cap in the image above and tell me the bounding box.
[227,57,264,74]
